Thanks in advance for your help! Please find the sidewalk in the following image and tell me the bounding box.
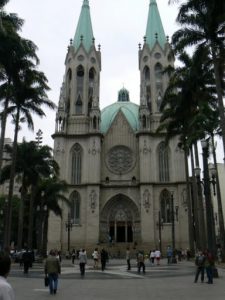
[9,259,225,300]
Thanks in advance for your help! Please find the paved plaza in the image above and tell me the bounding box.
[8,259,225,300]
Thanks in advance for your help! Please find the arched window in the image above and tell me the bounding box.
[155,63,162,83]
[70,191,81,224]
[143,66,150,81]
[160,190,172,223]
[76,65,84,94]
[93,116,97,129]
[71,143,82,184]
[158,142,169,182]
[75,95,82,114]
[142,115,147,129]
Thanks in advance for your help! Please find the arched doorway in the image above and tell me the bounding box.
[100,194,140,243]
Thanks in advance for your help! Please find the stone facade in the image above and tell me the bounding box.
[48,0,190,254]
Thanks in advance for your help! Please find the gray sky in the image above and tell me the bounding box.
[4,0,179,146]
[4,0,224,163]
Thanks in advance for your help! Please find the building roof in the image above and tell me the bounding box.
[145,0,167,49]
[101,90,139,133]
[73,0,94,52]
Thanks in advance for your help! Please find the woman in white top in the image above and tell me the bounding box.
[92,248,99,269]
[155,249,161,265]
[150,250,155,265]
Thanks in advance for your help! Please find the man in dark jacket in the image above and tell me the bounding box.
[100,248,108,271]
[194,251,205,283]
[22,249,32,274]
[45,250,61,294]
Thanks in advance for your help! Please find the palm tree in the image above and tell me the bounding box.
[0,1,24,180]
[171,0,225,159]
[34,178,69,256]
[158,47,219,252]
[1,140,59,249]
[4,61,56,249]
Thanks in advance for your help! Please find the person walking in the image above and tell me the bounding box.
[71,249,76,264]
[79,249,87,276]
[194,251,205,283]
[126,247,131,270]
[0,252,15,300]
[100,248,108,271]
[44,249,61,295]
[166,246,173,264]
[205,250,214,284]
[137,250,145,273]
[155,249,161,265]
[150,250,155,265]
[22,248,32,274]
[92,248,99,269]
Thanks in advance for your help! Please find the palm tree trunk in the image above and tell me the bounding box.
[190,146,200,250]
[42,211,49,257]
[4,108,20,249]
[28,185,35,249]
[212,50,225,161]
[184,147,195,253]
[194,143,206,250]
[17,180,26,250]
[211,134,225,260]
[0,83,11,181]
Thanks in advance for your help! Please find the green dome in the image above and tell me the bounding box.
[101,101,139,134]
[118,88,130,102]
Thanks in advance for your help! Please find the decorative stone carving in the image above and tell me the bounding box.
[143,189,151,212]
[54,142,65,156]
[181,188,188,211]
[106,145,134,174]
[140,140,151,154]
[88,140,100,155]
[115,209,127,221]
[89,190,97,213]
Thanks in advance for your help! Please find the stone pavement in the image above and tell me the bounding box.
[8,259,225,300]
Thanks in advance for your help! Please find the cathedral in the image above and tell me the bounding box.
[48,0,190,253]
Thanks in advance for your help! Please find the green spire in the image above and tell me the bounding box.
[145,0,167,49]
[73,0,94,52]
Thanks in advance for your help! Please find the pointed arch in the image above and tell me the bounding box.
[143,66,150,81]
[142,115,147,129]
[88,67,96,115]
[71,143,82,184]
[76,65,84,95]
[70,191,81,224]
[160,189,172,223]
[75,94,83,114]
[155,63,163,83]
[93,115,97,129]
[158,141,170,182]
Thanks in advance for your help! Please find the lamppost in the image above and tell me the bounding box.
[65,213,73,253]
[170,192,179,263]
[194,139,216,256]
[157,211,163,253]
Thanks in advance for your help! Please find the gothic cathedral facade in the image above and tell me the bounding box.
[48,0,190,252]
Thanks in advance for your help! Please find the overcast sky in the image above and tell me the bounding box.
[4,0,224,163]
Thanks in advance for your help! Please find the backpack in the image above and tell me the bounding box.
[197,255,204,266]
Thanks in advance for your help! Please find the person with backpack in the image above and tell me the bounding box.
[205,250,214,284]
[137,250,145,273]
[194,251,205,283]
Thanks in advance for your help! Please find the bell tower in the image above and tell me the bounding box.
[139,0,174,132]
[51,0,102,250]
[55,0,101,135]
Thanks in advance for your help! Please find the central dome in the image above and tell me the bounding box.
[101,88,139,134]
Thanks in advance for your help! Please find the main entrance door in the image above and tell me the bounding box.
[100,194,140,243]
